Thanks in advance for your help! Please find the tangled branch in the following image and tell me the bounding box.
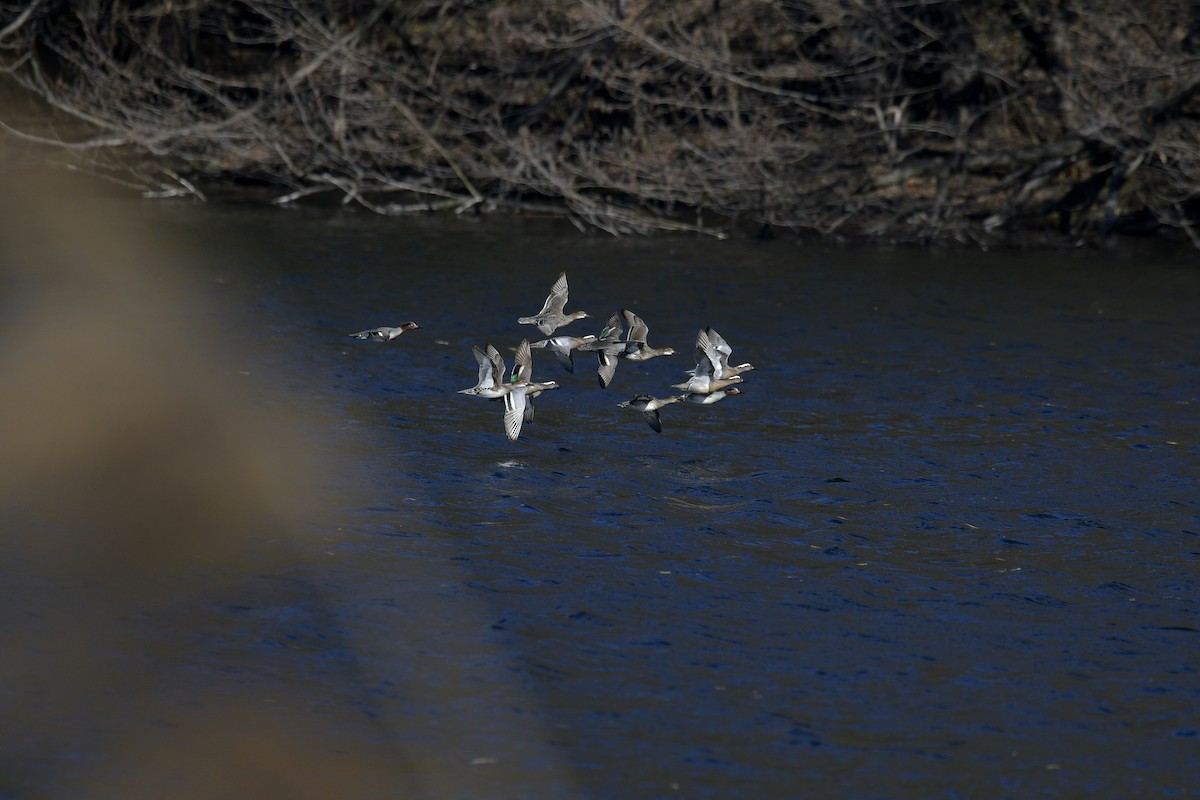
[3,0,1200,244]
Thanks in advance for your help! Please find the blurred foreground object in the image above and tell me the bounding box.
[0,170,416,798]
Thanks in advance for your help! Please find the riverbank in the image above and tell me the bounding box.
[3,1,1199,247]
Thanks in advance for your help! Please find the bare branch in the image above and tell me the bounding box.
[0,0,43,42]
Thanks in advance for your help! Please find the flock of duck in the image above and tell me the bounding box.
[349,272,752,441]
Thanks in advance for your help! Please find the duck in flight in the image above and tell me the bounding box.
[459,339,559,440]
[577,312,627,388]
[616,308,675,362]
[673,327,746,394]
[680,387,742,405]
[518,272,590,336]
[531,333,599,373]
[617,393,684,432]
[348,321,421,341]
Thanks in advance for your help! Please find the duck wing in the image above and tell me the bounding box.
[620,309,649,343]
[596,311,624,344]
[693,328,721,379]
[349,327,388,340]
[503,385,528,441]
[537,337,577,373]
[705,326,734,373]
[510,338,533,384]
[554,346,576,373]
[470,344,497,389]
[539,272,570,316]
[596,348,620,388]
[486,344,507,386]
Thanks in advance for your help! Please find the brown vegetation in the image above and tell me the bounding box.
[3,0,1200,244]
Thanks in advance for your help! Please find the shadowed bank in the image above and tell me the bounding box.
[3,2,1200,245]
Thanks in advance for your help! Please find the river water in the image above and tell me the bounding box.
[1,189,1197,798]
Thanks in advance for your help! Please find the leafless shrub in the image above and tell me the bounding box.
[3,0,1200,243]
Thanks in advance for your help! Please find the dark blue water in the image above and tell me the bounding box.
[1,192,1197,798]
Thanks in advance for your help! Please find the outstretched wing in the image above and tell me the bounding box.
[551,342,575,373]
[705,326,734,373]
[621,309,649,343]
[540,272,570,316]
[471,344,498,389]
[596,349,619,388]
[511,338,533,384]
[486,344,507,386]
[349,327,386,340]
[503,385,528,441]
[693,328,720,379]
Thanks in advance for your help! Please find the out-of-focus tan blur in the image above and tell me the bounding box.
[0,166,425,797]
[0,174,307,594]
